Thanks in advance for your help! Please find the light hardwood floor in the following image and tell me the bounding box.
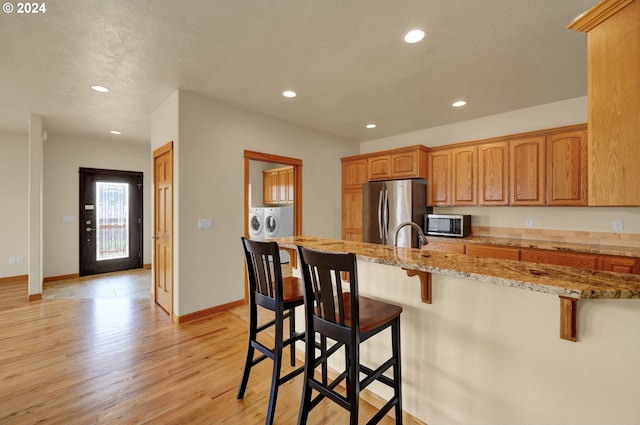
[0,270,425,425]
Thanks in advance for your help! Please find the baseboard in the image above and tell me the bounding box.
[176,299,245,324]
[28,293,42,301]
[144,263,151,269]
[0,274,28,284]
[43,273,80,283]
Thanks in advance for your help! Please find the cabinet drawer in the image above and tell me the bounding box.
[520,248,597,269]
[466,244,520,260]
[423,241,466,254]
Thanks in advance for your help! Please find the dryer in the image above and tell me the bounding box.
[264,207,294,262]
[248,208,265,241]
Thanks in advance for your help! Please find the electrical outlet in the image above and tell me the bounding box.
[16,256,24,264]
[525,218,534,228]
[613,220,624,232]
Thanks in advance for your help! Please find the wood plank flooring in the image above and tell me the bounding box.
[0,271,424,424]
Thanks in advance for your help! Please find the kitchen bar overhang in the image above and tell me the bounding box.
[276,236,640,342]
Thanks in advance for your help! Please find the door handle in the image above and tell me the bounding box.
[152,235,159,240]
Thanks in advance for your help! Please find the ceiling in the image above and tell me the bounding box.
[0,0,596,145]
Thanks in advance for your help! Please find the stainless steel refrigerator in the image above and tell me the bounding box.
[362,179,429,248]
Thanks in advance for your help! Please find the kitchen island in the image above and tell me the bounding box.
[276,235,640,425]
[278,236,640,341]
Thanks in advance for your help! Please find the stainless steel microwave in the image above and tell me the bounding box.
[424,214,471,237]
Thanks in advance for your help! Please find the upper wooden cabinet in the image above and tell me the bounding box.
[546,129,588,206]
[427,150,451,206]
[451,146,478,205]
[510,136,546,206]
[569,0,640,206]
[478,142,509,206]
[343,157,368,190]
[263,166,293,205]
[367,146,428,181]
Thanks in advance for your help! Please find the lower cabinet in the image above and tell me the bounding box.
[423,241,466,254]
[598,255,640,274]
[466,244,520,260]
[520,248,598,269]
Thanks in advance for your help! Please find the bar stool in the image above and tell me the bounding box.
[296,246,403,425]
[237,237,306,425]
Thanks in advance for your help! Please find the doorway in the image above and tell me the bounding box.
[79,168,144,276]
[244,150,302,302]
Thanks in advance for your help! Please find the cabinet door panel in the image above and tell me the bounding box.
[510,137,545,205]
[427,151,451,206]
[343,159,368,189]
[391,152,419,177]
[342,189,363,237]
[546,129,587,206]
[368,155,391,180]
[479,142,509,205]
[452,146,477,205]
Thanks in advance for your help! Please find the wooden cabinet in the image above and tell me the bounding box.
[341,157,368,242]
[263,166,294,205]
[422,240,466,254]
[520,248,598,270]
[427,150,451,206]
[367,146,428,181]
[478,142,509,205]
[598,255,640,274]
[451,146,478,205]
[510,136,546,206]
[569,0,640,206]
[546,129,588,206]
[466,244,520,260]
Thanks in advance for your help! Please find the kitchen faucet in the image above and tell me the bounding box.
[394,221,428,247]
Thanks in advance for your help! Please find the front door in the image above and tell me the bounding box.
[79,168,143,276]
[153,142,174,315]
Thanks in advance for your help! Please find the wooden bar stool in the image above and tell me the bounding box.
[237,237,306,425]
[296,246,403,425]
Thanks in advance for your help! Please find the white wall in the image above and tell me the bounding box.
[170,90,357,316]
[355,97,640,424]
[0,131,28,278]
[43,134,151,277]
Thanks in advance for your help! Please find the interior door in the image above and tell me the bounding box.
[153,142,173,315]
[79,168,143,276]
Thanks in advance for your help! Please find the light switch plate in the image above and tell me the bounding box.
[525,218,534,228]
[197,219,213,230]
[613,220,624,232]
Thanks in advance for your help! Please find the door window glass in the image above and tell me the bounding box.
[96,181,129,261]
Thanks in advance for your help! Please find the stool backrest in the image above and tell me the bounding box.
[296,246,359,339]
[241,237,283,310]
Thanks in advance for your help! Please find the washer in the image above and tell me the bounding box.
[248,207,265,241]
[264,207,294,262]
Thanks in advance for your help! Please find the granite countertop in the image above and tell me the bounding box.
[426,235,640,257]
[276,236,640,300]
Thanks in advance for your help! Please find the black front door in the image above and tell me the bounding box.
[79,168,143,276]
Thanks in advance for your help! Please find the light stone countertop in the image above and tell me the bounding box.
[276,236,640,300]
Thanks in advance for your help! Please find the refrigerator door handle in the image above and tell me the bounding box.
[377,190,384,240]
[382,189,389,242]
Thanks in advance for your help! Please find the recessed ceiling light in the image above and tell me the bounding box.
[452,100,467,108]
[366,124,377,129]
[282,90,297,98]
[403,29,425,44]
[91,85,109,93]
[110,130,122,135]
